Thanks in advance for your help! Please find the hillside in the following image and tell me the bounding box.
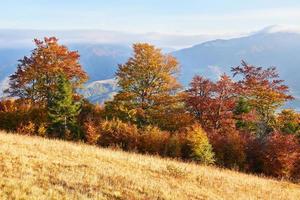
[80,79,118,104]
[0,132,299,200]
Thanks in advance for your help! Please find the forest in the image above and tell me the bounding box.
[0,37,299,181]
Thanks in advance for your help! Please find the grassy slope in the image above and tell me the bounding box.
[0,132,299,200]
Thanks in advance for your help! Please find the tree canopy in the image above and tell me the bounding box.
[5,37,88,105]
[105,43,192,130]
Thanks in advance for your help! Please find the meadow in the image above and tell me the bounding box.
[0,131,299,200]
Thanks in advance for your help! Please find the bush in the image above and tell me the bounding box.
[99,119,139,151]
[261,132,300,178]
[16,121,36,135]
[209,131,246,170]
[183,125,215,165]
[244,135,264,173]
[83,120,101,145]
[139,126,170,156]
[37,123,47,137]
[78,101,103,127]
[0,99,47,134]
[165,134,183,158]
[291,158,300,181]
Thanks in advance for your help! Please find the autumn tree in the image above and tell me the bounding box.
[5,37,88,105]
[185,74,237,132]
[105,43,191,130]
[276,109,300,137]
[185,76,214,129]
[232,61,293,136]
[47,74,81,139]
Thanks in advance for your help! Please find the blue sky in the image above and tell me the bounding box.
[1,0,300,34]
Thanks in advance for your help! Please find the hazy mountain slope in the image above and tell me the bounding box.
[173,28,300,108]
[80,79,118,104]
[69,44,131,81]
[173,29,300,84]
[1,131,299,200]
[0,48,31,81]
[1,27,300,107]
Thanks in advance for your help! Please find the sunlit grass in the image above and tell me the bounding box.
[0,131,299,199]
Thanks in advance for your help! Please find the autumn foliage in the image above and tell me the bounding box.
[5,37,88,105]
[186,74,237,133]
[105,43,192,131]
[0,40,300,181]
[209,131,247,170]
[261,132,300,178]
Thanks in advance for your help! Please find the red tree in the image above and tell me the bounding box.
[186,74,237,132]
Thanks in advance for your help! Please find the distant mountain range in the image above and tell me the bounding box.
[173,26,300,108]
[80,79,118,104]
[1,26,300,108]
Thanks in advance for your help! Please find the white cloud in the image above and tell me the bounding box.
[0,77,9,97]
[0,29,241,49]
[208,65,224,80]
[178,8,300,22]
[0,23,299,49]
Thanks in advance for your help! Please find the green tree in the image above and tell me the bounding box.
[47,74,81,139]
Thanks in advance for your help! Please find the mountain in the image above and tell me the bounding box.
[0,48,31,81]
[172,26,300,108]
[173,26,300,85]
[1,26,300,108]
[68,44,131,82]
[80,79,118,104]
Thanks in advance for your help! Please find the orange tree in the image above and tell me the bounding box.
[232,61,293,136]
[4,37,88,137]
[5,37,88,106]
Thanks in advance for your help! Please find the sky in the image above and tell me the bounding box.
[1,0,300,35]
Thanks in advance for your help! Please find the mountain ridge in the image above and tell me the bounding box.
[1,26,300,106]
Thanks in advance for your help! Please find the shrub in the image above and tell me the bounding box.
[37,123,47,137]
[151,107,195,132]
[83,120,101,145]
[0,99,47,134]
[183,125,215,165]
[209,131,246,170]
[165,133,183,158]
[261,132,300,178]
[78,101,103,127]
[244,136,264,173]
[99,119,139,151]
[16,121,36,135]
[139,126,170,156]
[291,158,300,181]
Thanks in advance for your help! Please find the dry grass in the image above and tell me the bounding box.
[0,131,299,200]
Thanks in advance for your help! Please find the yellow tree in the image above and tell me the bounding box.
[105,43,192,130]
